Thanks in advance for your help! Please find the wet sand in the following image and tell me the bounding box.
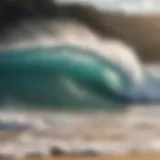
[22,155,160,160]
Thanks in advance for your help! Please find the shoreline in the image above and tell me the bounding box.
[16,154,160,160]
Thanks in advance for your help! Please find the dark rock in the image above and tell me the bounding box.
[50,146,66,156]
[74,149,100,156]
[66,148,101,157]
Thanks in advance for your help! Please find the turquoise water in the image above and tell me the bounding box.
[0,45,133,110]
[0,45,160,110]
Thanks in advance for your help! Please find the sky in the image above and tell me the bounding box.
[56,0,160,14]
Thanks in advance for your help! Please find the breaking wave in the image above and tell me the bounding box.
[0,20,159,109]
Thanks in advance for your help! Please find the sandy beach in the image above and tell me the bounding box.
[20,155,160,160]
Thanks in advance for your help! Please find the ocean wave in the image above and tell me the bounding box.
[0,20,159,108]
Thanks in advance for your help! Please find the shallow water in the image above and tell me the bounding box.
[0,105,160,157]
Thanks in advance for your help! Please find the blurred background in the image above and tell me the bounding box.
[57,0,160,14]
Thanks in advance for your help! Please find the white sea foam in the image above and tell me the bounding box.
[0,20,143,84]
[0,107,160,157]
